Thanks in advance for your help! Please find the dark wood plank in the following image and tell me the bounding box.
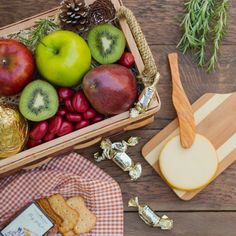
[0,0,236,45]
[80,129,236,212]
[78,43,236,211]
[0,0,60,27]
[125,0,236,45]
[149,45,236,123]
[125,212,236,236]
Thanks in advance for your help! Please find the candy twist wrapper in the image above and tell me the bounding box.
[128,197,173,230]
[130,74,159,118]
[94,137,142,180]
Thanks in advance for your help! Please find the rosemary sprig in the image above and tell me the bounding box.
[195,0,214,66]
[19,18,59,52]
[207,0,228,71]
[177,0,229,72]
[177,0,202,53]
[178,0,214,64]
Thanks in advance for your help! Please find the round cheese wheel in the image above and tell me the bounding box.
[159,134,219,191]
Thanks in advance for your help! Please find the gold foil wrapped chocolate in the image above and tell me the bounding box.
[130,73,160,118]
[128,197,173,230]
[94,137,142,180]
[0,103,28,158]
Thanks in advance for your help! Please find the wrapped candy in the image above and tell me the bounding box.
[128,197,173,230]
[130,73,160,118]
[94,137,142,180]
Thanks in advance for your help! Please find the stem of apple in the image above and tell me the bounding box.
[90,83,96,89]
[0,58,8,66]
[39,41,59,55]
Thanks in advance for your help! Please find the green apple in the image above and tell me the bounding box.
[35,30,91,87]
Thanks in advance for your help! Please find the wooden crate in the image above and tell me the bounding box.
[0,0,160,176]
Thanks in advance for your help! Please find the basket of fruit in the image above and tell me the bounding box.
[0,0,160,176]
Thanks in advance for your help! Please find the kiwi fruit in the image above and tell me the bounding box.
[19,80,59,122]
[88,24,126,64]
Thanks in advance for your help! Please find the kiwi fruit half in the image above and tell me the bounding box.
[88,24,126,64]
[19,80,59,122]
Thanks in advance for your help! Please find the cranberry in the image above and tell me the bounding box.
[66,113,82,122]
[57,121,74,136]
[29,121,48,141]
[48,116,63,134]
[72,91,90,113]
[118,52,135,68]
[75,120,90,130]
[58,87,74,100]
[92,114,104,124]
[65,98,75,112]
[57,107,67,116]
[43,132,55,142]
[59,97,64,103]
[83,108,96,120]
[27,139,42,148]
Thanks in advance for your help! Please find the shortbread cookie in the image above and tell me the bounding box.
[48,194,79,234]
[63,230,75,236]
[66,197,96,234]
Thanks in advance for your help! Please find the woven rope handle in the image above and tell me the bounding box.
[116,6,160,87]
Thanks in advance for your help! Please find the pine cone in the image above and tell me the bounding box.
[59,0,90,33]
[88,0,116,25]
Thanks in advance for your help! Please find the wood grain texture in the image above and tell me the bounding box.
[1,0,236,45]
[168,53,196,148]
[143,92,236,200]
[0,0,236,235]
[125,212,236,236]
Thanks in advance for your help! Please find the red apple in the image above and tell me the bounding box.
[0,39,34,96]
[83,64,137,115]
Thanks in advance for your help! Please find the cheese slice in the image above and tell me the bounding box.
[159,134,219,191]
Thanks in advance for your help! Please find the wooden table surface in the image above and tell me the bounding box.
[1,0,236,235]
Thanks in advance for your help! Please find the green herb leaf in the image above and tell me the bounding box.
[177,0,228,72]
[19,18,59,52]
[207,0,228,71]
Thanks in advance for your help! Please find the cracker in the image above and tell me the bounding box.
[66,197,96,234]
[63,230,75,236]
[36,198,63,228]
[48,194,79,234]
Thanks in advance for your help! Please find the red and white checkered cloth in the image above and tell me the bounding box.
[0,152,124,236]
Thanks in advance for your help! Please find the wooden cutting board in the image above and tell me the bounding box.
[142,92,236,200]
